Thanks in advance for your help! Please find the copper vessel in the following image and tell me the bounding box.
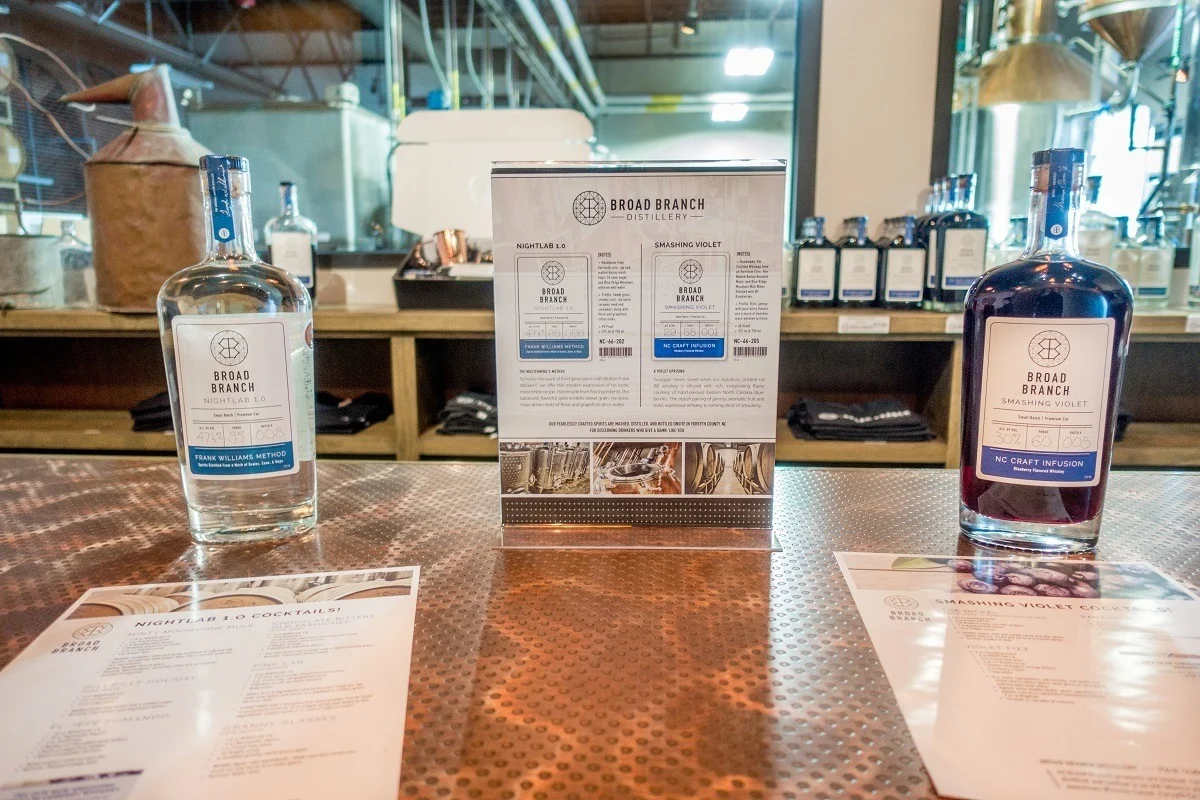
[62,66,210,311]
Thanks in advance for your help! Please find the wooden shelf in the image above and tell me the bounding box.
[1,306,1194,339]
[774,419,948,464]
[418,426,497,458]
[1112,423,1200,467]
[0,410,396,457]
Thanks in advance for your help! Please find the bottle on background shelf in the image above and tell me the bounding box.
[1111,216,1139,292]
[931,173,989,311]
[921,176,954,309]
[1077,175,1117,268]
[264,181,319,299]
[1134,215,1172,311]
[834,216,878,308]
[791,216,837,308]
[55,220,95,308]
[879,215,925,309]
[960,148,1133,553]
[990,217,1028,270]
[157,155,317,544]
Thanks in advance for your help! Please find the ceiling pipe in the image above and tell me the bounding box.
[510,0,597,117]
[475,0,571,109]
[544,0,606,107]
[15,0,274,98]
[600,101,791,115]
[607,92,793,105]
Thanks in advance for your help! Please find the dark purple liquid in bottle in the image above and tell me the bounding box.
[961,258,1133,525]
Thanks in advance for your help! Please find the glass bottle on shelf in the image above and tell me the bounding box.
[931,173,989,311]
[990,217,1028,270]
[1110,216,1139,293]
[920,177,953,309]
[834,216,878,308]
[1077,175,1117,268]
[791,216,837,308]
[264,182,319,298]
[879,215,925,309]
[960,148,1133,553]
[1133,215,1172,310]
[55,220,95,308]
[157,155,317,544]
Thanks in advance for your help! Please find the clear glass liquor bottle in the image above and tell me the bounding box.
[931,173,989,311]
[157,155,317,543]
[55,220,95,308]
[264,182,319,298]
[835,216,878,308]
[960,148,1133,552]
[1077,175,1118,268]
[1133,215,1172,310]
[1110,216,1139,292]
[791,216,837,308]
[992,217,1028,269]
[879,215,925,309]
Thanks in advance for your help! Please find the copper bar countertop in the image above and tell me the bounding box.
[1,456,1198,799]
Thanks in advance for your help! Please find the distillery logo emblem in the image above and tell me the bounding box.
[572,191,607,225]
[73,622,114,640]
[1028,330,1070,368]
[541,260,566,285]
[210,330,250,367]
[884,595,919,610]
[678,259,704,284]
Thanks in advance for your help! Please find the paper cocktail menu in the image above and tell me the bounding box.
[0,567,419,800]
[837,553,1200,800]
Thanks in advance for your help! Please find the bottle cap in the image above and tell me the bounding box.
[200,155,249,172]
[805,215,825,224]
[955,173,976,188]
[1032,148,1085,167]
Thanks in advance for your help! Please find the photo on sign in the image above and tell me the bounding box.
[499,441,591,495]
[591,441,682,495]
[842,554,1194,600]
[683,442,774,495]
[67,569,415,618]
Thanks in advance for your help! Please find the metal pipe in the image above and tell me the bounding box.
[382,0,397,126]
[21,0,273,98]
[607,91,793,105]
[476,0,570,108]
[510,0,597,116]
[600,102,792,115]
[545,0,606,107]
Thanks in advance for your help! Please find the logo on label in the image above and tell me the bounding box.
[1050,223,1064,236]
[540,260,565,285]
[304,320,315,349]
[884,595,919,610]
[572,191,606,225]
[210,330,249,367]
[1028,330,1070,367]
[73,622,113,639]
[678,259,704,284]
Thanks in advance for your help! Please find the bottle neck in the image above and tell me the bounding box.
[280,184,300,218]
[1024,163,1082,258]
[203,167,258,261]
[901,217,916,244]
[956,179,975,211]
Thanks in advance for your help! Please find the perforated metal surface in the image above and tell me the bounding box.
[1,456,1198,799]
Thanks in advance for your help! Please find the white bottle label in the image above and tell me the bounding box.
[172,313,314,480]
[1112,247,1139,287]
[884,248,925,302]
[940,229,988,289]
[838,249,877,301]
[925,234,938,290]
[1078,229,1115,266]
[1137,247,1173,297]
[975,317,1115,487]
[796,249,835,301]
[270,231,315,286]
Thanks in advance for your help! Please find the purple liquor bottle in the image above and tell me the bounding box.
[959,148,1133,552]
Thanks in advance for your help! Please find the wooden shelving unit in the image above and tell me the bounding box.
[1,306,1197,468]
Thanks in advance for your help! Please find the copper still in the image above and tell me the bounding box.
[62,66,209,311]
